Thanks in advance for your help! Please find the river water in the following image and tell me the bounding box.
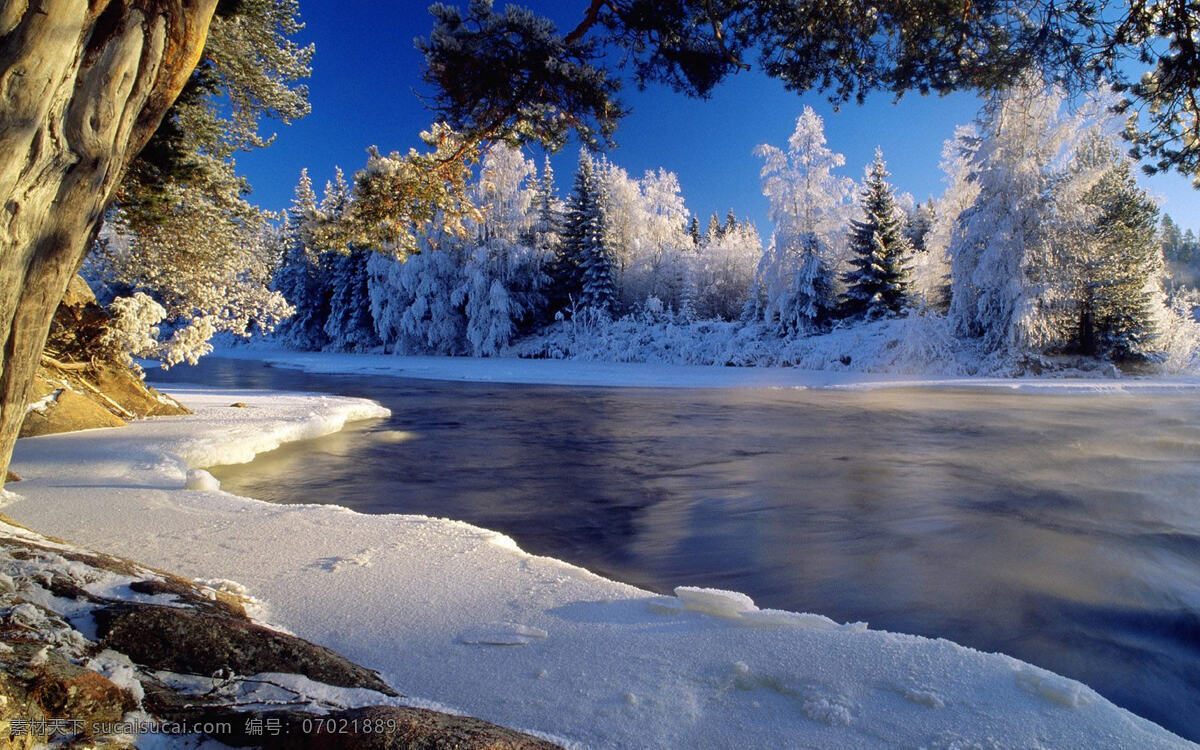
[148,357,1200,740]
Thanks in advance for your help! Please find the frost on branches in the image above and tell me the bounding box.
[748,107,852,333]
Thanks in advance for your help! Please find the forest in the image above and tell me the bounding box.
[85,81,1200,377]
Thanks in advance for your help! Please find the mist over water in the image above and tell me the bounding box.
[150,357,1200,741]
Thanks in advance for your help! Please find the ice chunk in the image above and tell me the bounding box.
[674,586,758,617]
[184,469,220,491]
[1015,667,1091,708]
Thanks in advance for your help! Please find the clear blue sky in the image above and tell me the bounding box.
[234,1,1200,234]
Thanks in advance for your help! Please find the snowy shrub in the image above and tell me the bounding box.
[1155,287,1200,373]
[101,293,167,365]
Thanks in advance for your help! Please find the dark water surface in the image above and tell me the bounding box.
[149,357,1200,741]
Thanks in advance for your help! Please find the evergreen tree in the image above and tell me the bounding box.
[688,216,702,247]
[905,200,935,253]
[841,149,912,319]
[555,151,616,313]
[724,208,738,235]
[1161,214,1184,261]
[792,235,839,329]
[708,212,724,242]
[323,247,380,350]
[272,169,331,350]
[1077,139,1164,361]
[319,171,380,350]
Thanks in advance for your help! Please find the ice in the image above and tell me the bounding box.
[674,586,758,617]
[184,469,220,491]
[3,384,1192,749]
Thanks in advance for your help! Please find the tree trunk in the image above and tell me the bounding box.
[0,0,217,485]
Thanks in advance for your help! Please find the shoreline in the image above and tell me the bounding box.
[4,384,1192,748]
[178,346,1200,394]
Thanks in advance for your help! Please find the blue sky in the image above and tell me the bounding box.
[234,1,1200,233]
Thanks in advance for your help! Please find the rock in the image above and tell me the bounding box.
[138,688,562,750]
[19,386,126,438]
[0,641,133,748]
[93,604,396,696]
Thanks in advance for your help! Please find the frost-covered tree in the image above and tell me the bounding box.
[748,107,853,333]
[918,126,981,312]
[272,170,332,350]
[473,144,537,242]
[841,149,912,319]
[319,172,380,351]
[82,0,310,367]
[694,222,762,320]
[949,79,1097,360]
[905,200,935,254]
[621,169,693,311]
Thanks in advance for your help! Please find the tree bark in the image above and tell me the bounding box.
[0,0,218,484]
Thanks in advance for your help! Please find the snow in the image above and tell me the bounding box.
[4,386,1194,748]
[212,344,1200,393]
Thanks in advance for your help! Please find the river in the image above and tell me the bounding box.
[148,357,1200,741]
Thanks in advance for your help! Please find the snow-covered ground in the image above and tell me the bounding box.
[4,386,1194,748]
[212,344,1200,393]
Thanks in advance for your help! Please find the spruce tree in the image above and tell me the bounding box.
[1079,140,1163,361]
[793,235,838,330]
[841,149,912,319]
[688,215,702,247]
[708,212,724,242]
[273,170,331,350]
[724,208,738,235]
[555,151,617,313]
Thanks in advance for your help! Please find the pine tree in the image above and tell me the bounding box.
[688,215,702,247]
[905,200,935,253]
[724,208,738,235]
[841,149,912,319]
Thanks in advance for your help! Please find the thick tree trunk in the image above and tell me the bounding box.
[0,0,217,484]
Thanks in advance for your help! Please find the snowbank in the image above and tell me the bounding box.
[5,388,1192,748]
[211,343,1200,394]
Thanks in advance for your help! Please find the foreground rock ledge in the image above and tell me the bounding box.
[0,514,561,749]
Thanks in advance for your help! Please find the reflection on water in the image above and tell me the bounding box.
[149,357,1200,741]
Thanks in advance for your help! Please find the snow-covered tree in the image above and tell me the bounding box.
[473,144,537,242]
[841,149,912,319]
[748,107,853,333]
[272,170,333,350]
[694,222,762,320]
[321,172,380,350]
[555,152,617,314]
[621,168,693,311]
[948,79,1095,360]
[919,126,980,312]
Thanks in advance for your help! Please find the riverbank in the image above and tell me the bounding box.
[207,345,1200,392]
[3,384,1191,748]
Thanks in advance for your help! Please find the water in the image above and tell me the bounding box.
[149,357,1200,741]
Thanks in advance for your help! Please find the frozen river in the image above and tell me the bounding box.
[150,357,1200,741]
